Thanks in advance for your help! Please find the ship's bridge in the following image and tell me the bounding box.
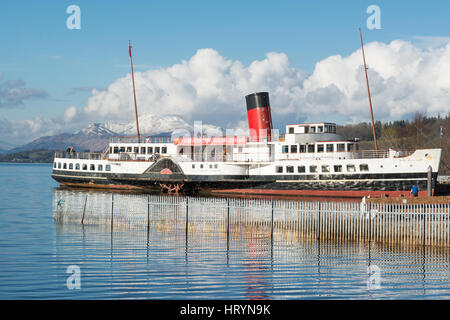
[284,122,340,144]
[274,122,358,160]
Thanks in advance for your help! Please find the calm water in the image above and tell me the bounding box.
[1,163,450,299]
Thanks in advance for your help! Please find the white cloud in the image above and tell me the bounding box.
[0,79,48,108]
[4,40,450,147]
[79,42,450,130]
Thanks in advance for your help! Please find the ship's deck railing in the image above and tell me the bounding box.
[110,136,173,144]
[54,149,417,162]
[184,149,416,162]
[54,151,104,160]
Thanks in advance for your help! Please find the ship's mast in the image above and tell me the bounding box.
[359,28,378,151]
[129,40,141,143]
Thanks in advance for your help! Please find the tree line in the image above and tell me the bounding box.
[336,113,450,175]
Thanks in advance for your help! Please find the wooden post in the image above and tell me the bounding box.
[271,200,274,241]
[227,198,230,238]
[147,194,150,230]
[427,166,432,197]
[317,201,321,240]
[185,196,189,236]
[111,193,114,230]
[81,194,88,225]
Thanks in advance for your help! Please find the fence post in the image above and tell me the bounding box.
[81,194,88,225]
[317,201,321,240]
[186,196,189,235]
[271,200,274,240]
[368,202,372,243]
[227,198,230,237]
[147,194,150,230]
[111,193,114,230]
[427,166,432,197]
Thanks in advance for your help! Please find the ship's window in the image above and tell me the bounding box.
[286,166,294,173]
[321,165,330,173]
[304,126,309,133]
[98,164,103,171]
[238,146,243,153]
[162,147,167,154]
[334,165,342,172]
[82,164,87,170]
[134,147,138,153]
[113,147,119,154]
[317,144,324,153]
[75,163,80,170]
[324,126,329,133]
[347,144,355,152]
[282,145,289,153]
[120,147,125,153]
[310,126,316,133]
[337,144,345,152]
[200,164,203,169]
[155,147,160,154]
[141,147,146,154]
[307,145,315,153]
[209,164,213,169]
[332,126,336,133]
[126,146,132,152]
[58,162,61,169]
[290,145,298,153]
[69,163,73,170]
[288,127,294,134]
[53,162,57,168]
[326,144,334,152]
[63,163,67,169]
[309,165,317,173]
[347,165,356,172]
[192,164,195,169]
[214,164,218,169]
[299,145,306,153]
[147,147,153,154]
[90,164,95,171]
[105,165,111,171]
[318,126,323,133]
[360,164,369,172]
[276,166,283,173]
[298,166,306,173]
[109,147,112,153]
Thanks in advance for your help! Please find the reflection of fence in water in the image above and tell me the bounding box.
[53,189,450,247]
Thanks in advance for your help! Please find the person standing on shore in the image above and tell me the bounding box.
[409,184,419,197]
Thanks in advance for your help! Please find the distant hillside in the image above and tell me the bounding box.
[0,150,55,163]
[9,124,116,154]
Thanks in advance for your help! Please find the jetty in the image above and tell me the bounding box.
[54,189,450,248]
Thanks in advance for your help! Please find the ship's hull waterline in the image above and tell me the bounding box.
[51,169,437,198]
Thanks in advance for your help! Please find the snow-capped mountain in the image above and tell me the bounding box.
[103,114,192,136]
[75,123,117,138]
[7,113,226,153]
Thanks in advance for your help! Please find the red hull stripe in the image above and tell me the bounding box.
[210,188,430,198]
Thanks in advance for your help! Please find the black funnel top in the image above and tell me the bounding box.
[245,92,270,111]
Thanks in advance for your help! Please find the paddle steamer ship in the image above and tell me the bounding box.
[52,91,441,197]
[52,40,442,197]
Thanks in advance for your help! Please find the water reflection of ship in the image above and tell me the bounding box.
[243,233,272,300]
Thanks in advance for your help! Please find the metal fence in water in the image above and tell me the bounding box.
[53,190,450,247]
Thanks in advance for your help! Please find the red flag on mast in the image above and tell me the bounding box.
[128,43,132,57]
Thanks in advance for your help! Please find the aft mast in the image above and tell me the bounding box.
[359,28,378,151]
[129,40,141,143]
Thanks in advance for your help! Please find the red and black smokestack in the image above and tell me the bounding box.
[245,92,273,142]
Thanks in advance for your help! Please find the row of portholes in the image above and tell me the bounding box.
[54,162,111,172]
[276,163,369,174]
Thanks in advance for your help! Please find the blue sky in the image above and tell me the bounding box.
[1,0,450,144]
